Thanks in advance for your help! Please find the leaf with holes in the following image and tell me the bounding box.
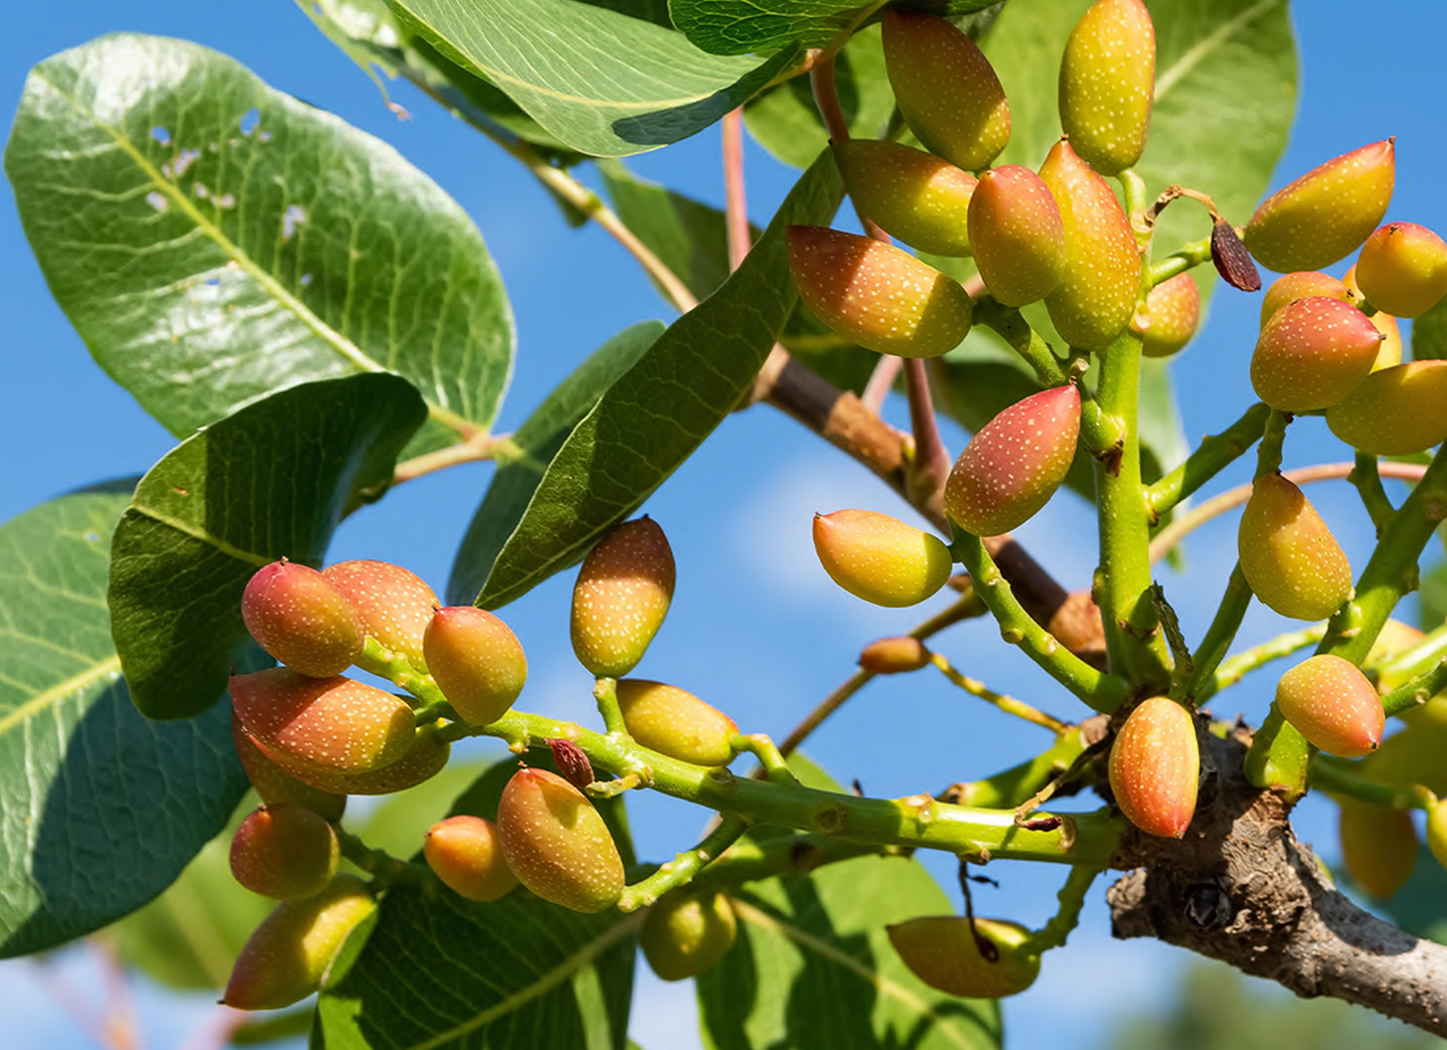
[383,0,800,158]
[472,153,842,609]
[5,33,512,455]
[982,0,1296,311]
[696,757,1002,1050]
[108,374,427,720]
[0,485,248,958]
[315,751,637,1048]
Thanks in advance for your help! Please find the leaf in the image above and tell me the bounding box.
[109,374,428,720]
[1412,295,1447,361]
[447,322,663,606]
[671,0,1003,56]
[297,0,581,157]
[697,756,1002,1050]
[983,0,1297,309]
[383,0,803,158]
[0,486,248,958]
[107,803,272,990]
[315,753,637,1049]
[355,760,491,860]
[743,24,894,170]
[597,161,737,303]
[5,33,513,455]
[1419,558,1447,631]
[473,154,844,609]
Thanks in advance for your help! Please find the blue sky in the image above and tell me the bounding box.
[4,2,1447,1048]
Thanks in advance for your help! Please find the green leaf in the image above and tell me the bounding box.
[5,33,513,455]
[597,161,737,303]
[984,0,1297,309]
[743,25,893,170]
[316,754,637,1049]
[448,322,663,606]
[383,0,802,158]
[108,802,272,990]
[1420,557,1447,631]
[671,0,1003,56]
[473,154,844,609]
[297,0,581,157]
[1412,295,1447,361]
[109,374,428,720]
[697,756,1002,1050]
[0,486,248,958]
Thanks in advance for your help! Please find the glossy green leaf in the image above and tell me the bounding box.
[473,154,843,609]
[1412,295,1447,362]
[0,486,247,958]
[1420,558,1447,631]
[109,374,428,720]
[5,33,512,455]
[448,322,663,606]
[316,753,636,1049]
[743,25,893,170]
[384,0,801,158]
[697,756,1002,1050]
[298,0,580,157]
[108,802,272,990]
[984,0,1296,309]
[671,0,1003,56]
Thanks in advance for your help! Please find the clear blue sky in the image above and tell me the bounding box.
[4,2,1446,1048]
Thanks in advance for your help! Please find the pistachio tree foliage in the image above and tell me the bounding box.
[9,0,1447,1046]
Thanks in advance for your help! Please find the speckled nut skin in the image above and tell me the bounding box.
[570,517,675,679]
[242,561,363,678]
[1038,138,1141,350]
[616,679,739,766]
[1275,655,1384,758]
[231,709,346,821]
[229,803,340,900]
[811,509,954,608]
[1237,473,1352,622]
[1244,139,1395,273]
[966,165,1067,307]
[1354,222,1447,317]
[1327,360,1447,456]
[496,768,625,914]
[833,140,977,257]
[247,722,451,796]
[424,815,519,903]
[424,606,527,725]
[1058,0,1155,176]
[230,668,415,773]
[1132,272,1199,358]
[322,560,439,672]
[944,385,1081,537]
[222,876,376,1011]
[887,916,1041,998]
[1108,696,1199,839]
[1338,797,1417,900]
[1260,271,1355,325]
[1427,800,1447,872]
[881,9,1010,172]
[1250,296,1384,413]
[786,226,973,358]
[858,636,933,674]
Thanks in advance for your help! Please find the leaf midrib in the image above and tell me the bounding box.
[0,655,123,738]
[32,66,470,435]
[730,897,986,1050]
[1154,0,1285,102]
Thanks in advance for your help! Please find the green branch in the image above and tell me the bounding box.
[1146,234,1212,286]
[1024,864,1101,953]
[1183,565,1253,704]
[1311,754,1436,810]
[945,727,1094,810]
[972,297,1074,387]
[951,529,1130,713]
[1382,660,1447,718]
[1349,452,1396,532]
[1202,623,1325,703]
[619,816,749,911]
[1144,402,1270,518]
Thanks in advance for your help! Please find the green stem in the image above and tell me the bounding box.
[1117,169,1149,226]
[732,734,801,786]
[1023,865,1102,953]
[929,654,1068,731]
[1146,234,1212,287]
[1182,566,1253,705]
[1310,755,1436,810]
[356,637,448,706]
[972,297,1074,387]
[618,816,750,911]
[945,727,1093,809]
[691,834,900,894]
[594,677,628,737]
[1089,329,1171,691]
[1144,403,1270,518]
[452,708,1125,866]
[1375,622,1447,692]
[1381,660,1447,719]
[1349,452,1395,533]
[336,828,428,889]
[1202,623,1325,703]
[951,529,1130,713]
